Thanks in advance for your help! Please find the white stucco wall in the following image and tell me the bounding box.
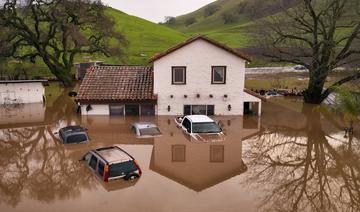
[0,82,45,104]
[80,104,109,115]
[154,39,247,115]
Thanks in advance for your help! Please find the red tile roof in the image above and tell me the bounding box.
[149,35,251,63]
[75,65,156,103]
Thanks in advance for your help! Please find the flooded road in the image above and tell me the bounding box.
[0,85,359,212]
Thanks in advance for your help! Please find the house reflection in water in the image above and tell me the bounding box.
[79,115,261,192]
[149,116,260,192]
[0,103,45,128]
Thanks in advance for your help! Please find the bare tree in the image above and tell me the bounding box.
[244,104,360,211]
[0,0,126,86]
[254,0,360,104]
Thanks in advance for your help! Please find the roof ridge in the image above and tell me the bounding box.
[149,35,250,63]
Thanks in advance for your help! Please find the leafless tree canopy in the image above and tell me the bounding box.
[252,0,360,104]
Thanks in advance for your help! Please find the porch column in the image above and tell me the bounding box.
[258,101,262,116]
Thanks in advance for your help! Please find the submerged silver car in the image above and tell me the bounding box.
[130,122,162,138]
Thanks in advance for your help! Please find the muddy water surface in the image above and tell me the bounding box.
[0,86,359,212]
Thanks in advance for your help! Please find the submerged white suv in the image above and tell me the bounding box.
[175,115,225,142]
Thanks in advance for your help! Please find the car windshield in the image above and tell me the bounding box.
[192,122,221,133]
[66,134,87,144]
[139,127,161,136]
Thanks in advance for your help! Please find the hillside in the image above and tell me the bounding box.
[169,0,299,48]
[1,7,187,78]
[98,8,187,65]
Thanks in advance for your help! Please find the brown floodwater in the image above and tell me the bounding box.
[0,85,359,212]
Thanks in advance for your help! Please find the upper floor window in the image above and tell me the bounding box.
[172,66,186,84]
[212,66,226,84]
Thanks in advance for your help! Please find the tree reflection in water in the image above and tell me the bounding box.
[245,103,360,212]
[0,86,93,207]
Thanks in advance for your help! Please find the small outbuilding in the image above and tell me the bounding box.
[0,80,47,105]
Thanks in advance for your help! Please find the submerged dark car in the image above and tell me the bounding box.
[81,146,142,182]
[59,126,89,144]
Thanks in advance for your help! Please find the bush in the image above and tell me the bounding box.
[185,17,196,26]
[204,4,220,17]
[237,2,248,14]
[164,16,176,25]
[222,12,237,24]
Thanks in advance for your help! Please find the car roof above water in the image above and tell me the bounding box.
[60,125,86,135]
[186,115,214,123]
[132,122,158,129]
[94,146,133,164]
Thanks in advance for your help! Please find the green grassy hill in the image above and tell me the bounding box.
[1,7,187,78]
[168,0,299,48]
[99,8,187,65]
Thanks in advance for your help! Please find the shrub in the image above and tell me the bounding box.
[185,17,196,26]
[222,12,237,24]
[164,16,176,25]
[204,4,220,17]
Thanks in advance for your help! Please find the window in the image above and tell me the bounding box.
[172,145,186,162]
[172,66,186,84]
[191,105,207,115]
[184,105,191,115]
[192,122,221,133]
[89,156,98,170]
[84,153,92,164]
[140,104,155,116]
[109,161,137,177]
[183,105,215,116]
[139,127,161,136]
[211,66,226,84]
[98,161,105,177]
[182,118,191,132]
[125,104,140,116]
[210,145,224,163]
[207,105,215,116]
[66,134,87,144]
[109,105,125,116]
